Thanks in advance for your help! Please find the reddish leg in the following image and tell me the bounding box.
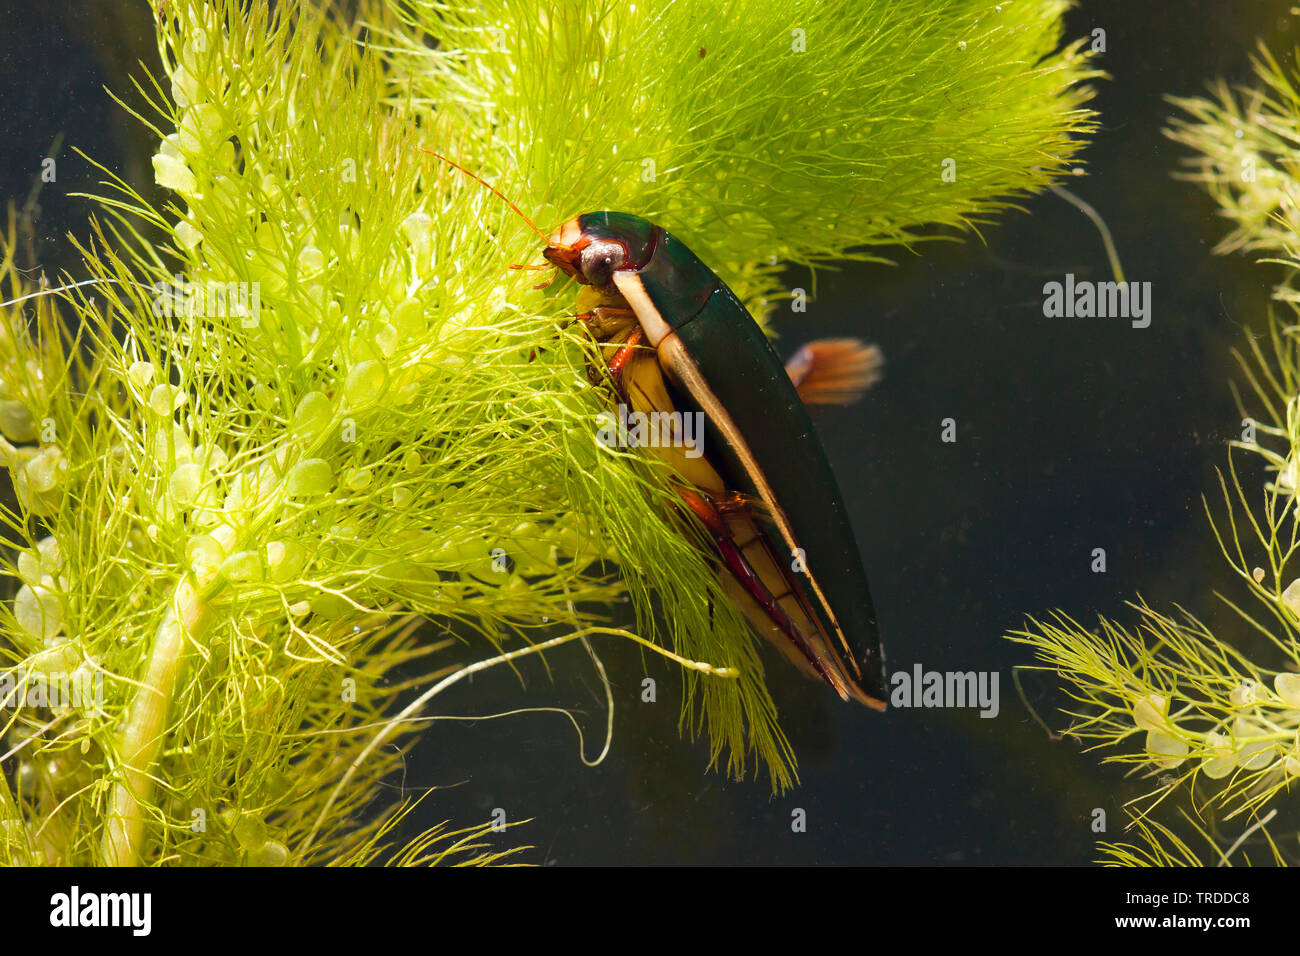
[509,262,560,290]
[675,487,835,687]
[575,307,640,389]
[607,327,645,378]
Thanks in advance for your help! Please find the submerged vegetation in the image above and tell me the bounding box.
[0,0,1094,865]
[1012,45,1300,866]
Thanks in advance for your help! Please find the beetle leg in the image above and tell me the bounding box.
[784,338,884,405]
[675,487,840,689]
[576,305,638,342]
[508,261,560,290]
[607,327,645,381]
[577,307,645,390]
[676,487,730,538]
[711,489,771,522]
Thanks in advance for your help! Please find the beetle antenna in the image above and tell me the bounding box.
[418,148,552,245]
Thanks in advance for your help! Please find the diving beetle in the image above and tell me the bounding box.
[418,151,887,708]
[542,212,888,709]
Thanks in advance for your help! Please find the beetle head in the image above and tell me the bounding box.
[544,212,659,289]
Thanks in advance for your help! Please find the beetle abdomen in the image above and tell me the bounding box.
[560,211,886,707]
[666,286,886,706]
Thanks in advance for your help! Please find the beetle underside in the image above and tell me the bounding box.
[574,282,886,709]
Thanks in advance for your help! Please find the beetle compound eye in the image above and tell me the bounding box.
[579,241,626,286]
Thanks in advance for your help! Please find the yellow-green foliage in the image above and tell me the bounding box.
[1012,45,1300,867]
[0,0,1094,865]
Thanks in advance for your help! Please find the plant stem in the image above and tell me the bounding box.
[101,576,209,866]
[302,625,736,854]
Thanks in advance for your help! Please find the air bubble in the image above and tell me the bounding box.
[1132,693,1168,732]
[127,362,156,390]
[266,540,306,583]
[291,391,333,439]
[175,220,203,250]
[285,459,332,497]
[14,584,64,640]
[343,361,387,408]
[25,446,65,493]
[249,839,288,866]
[152,153,198,196]
[1276,673,1300,708]
[221,550,264,583]
[1230,680,1258,707]
[148,384,187,416]
[298,245,326,275]
[169,462,204,504]
[0,400,36,442]
[1144,730,1188,769]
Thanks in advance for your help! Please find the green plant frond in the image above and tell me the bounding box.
[1012,595,1300,823]
[327,792,532,866]
[1097,807,1286,867]
[0,0,1098,864]
[1008,43,1300,866]
[375,0,1098,318]
[1098,813,1212,868]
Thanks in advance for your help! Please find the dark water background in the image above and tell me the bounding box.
[2,0,1295,864]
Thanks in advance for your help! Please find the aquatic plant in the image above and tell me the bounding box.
[1011,45,1300,866]
[0,0,1095,865]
